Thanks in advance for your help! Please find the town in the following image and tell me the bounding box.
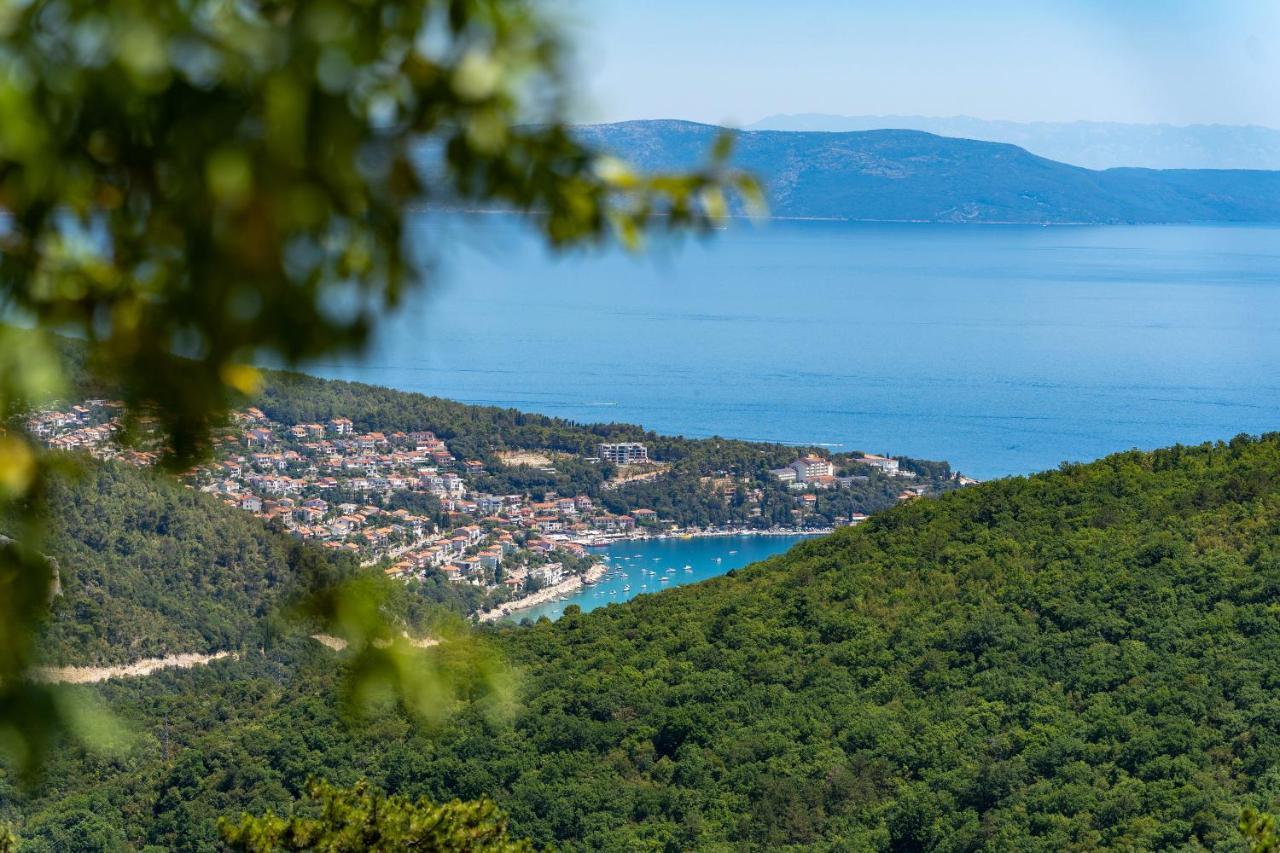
[25,399,955,615]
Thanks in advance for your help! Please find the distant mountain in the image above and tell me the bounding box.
[576,120,1280,224]
[749,113,1280,170]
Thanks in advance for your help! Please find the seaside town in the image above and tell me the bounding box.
[25,398,956,617]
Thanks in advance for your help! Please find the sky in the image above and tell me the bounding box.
[560,0,1280,128]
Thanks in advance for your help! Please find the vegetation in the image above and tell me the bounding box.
[0,458,503,670]
[220,779,537,852]
[10,435,1280,848]
[0,0,757,769]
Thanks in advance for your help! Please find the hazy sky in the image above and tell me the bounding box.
[563,0,1280,128]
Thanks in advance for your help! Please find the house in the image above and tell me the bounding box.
[529,562,565,586]
[329,417,354,436]
[245,428,274,447]
[857,454,900,475]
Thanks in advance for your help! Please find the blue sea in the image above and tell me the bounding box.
[308,216,1280,481]
[499,534,813,623]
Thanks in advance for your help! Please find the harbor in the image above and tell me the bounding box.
[497,532,814,623]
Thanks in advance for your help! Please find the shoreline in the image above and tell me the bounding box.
[479,529,827,622]
[477,563,608,623]
[573,526,835,548]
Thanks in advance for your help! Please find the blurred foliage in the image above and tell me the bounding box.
[221,778,537,851]
[1244,808,1280,852]
[0,0,759,774]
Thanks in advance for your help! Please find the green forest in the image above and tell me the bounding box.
[7,433,1280,849]
[7,461,488,669]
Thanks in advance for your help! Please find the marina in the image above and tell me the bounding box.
[499,533,813,623]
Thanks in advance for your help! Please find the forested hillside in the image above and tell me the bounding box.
[14,463,341,666]
[13,461,486,668]
[11,435,1280,849]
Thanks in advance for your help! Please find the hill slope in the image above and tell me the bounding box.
[15,435,1280,849]
[577,120,1280,223]
[750,113,1280,170]
[17,462,343,666]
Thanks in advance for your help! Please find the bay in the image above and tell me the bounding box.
[499,534,813,623]
[308,217,1280,480]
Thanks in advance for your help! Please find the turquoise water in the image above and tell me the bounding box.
[499,534,812,623]
[310,217,1280,480]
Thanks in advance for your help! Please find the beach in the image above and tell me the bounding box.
[477,563,608,623]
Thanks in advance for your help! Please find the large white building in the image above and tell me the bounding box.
[791,454,835,482]
[857,454,900,474]
[771,454,835,487]
[599,442,649,464]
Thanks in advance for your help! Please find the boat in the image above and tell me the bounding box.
[728,550,737,555]
[684,564,692,570]
[660,577,669,583]
[623,585,631,592]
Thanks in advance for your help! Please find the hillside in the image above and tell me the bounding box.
[13,434,1280,848]
[750,114,1280,170]
[13,361,950,671]
[576,120,1280,223]
[13,463,344,667]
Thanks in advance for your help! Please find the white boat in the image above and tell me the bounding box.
[623,585,631,592]
[660,577,669,583]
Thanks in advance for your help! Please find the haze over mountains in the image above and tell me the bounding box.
[577,120,1280,224]
[749,114,1280,171]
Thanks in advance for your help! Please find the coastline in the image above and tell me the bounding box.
[479,528,831,622]
[573,525,835,548]
[477,563,608,623]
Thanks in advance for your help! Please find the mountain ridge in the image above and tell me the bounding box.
[748,113,1280,170]
[576,120,1280,224]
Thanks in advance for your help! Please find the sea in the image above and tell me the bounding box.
[498,534,813,623]
[301,215,1280,618]
[309,216,1280,482]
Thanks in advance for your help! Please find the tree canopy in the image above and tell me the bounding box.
[13,435,1280,848]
